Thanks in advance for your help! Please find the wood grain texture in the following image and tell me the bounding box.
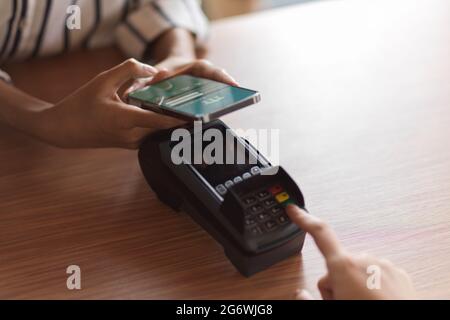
[1,0,449,299]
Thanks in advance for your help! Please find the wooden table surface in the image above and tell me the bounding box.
[1,0,449,299]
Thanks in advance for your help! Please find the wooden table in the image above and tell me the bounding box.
[1,0,449,299]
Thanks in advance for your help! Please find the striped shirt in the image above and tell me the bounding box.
[0,0,209,82]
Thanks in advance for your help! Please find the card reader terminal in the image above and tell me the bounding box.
[138,120,307,276]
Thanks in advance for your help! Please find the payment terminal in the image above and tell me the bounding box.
[138,120,307,276]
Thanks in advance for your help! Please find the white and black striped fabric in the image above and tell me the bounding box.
[0,0,208,82]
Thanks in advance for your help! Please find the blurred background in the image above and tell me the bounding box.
[202,0,317,20]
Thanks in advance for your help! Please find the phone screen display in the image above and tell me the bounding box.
[128,75,258,118]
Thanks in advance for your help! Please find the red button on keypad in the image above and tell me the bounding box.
[268,184,283,195]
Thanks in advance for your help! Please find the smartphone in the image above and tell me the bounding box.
[127,75,260,122]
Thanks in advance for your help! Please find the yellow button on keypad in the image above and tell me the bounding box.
[275,192,290,203]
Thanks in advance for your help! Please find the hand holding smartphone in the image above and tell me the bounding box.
[127,75,260,122]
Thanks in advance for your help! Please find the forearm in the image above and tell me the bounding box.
[0,81,52,137]
[146,28,197,64]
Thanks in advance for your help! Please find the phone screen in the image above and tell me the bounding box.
[128,75,258,118]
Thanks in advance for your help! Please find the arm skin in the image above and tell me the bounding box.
[0,28,235,149]
[147,27,197,64]
[0,80,52,141]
